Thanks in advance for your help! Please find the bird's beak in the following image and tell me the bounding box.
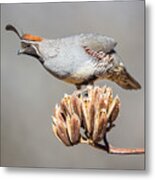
[17,48,25,55]
[17,41,31,55]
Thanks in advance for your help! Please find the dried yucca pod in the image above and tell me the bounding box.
[81,86,120,142]
[52,95,81,146]
[52,86,120,145]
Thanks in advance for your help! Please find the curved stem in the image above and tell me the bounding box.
[80,137,145,155]
[109,146,145,154]
[103,134,110,152]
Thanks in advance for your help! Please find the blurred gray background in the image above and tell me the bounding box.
[1,1,144,169]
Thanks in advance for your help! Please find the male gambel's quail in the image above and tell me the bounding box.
[6,24,141,90]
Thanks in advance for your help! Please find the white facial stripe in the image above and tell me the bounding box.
[31,44,41,57]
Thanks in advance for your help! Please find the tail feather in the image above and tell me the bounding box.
[107,66,141,90]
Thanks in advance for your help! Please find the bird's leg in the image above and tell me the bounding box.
[72,85,82,97]
[76,84,81,90]
[89,81,94,87]
[86,81,94,90]
[73,85,90,97]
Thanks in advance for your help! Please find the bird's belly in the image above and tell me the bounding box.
[63,64,96,84]
[63,76,83,84]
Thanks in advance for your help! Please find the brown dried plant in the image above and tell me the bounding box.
[52,86,144,155]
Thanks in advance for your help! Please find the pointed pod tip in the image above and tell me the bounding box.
[115,95,120,104]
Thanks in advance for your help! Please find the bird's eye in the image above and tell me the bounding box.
[21,42,31,48]
[26,44,31,48]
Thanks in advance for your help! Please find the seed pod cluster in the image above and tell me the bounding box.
[52,86,120,146]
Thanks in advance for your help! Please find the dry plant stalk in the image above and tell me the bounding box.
[52,86,144,155]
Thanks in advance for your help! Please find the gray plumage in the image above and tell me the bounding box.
[6,24,141,90]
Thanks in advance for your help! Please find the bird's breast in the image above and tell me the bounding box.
[43,48,96,84]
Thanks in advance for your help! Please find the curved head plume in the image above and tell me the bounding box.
[5,24,43,42]
[5,24,22,39]
[5,24,43,62]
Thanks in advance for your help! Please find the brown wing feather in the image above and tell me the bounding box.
[83,46,141,90]
[83,46,107,60]
[107,65,141,90]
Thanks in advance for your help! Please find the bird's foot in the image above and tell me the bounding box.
[73,89,82,97]
[73,83,95,97]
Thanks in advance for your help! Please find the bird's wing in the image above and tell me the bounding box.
[81,34,117,55]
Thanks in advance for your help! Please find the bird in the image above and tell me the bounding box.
[5,24,141,90]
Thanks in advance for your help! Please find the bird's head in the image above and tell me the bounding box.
[5,24,43,62]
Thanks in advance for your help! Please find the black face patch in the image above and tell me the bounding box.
[21,42,30,49]
[24,46,38,57]
[20,43,40,59]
